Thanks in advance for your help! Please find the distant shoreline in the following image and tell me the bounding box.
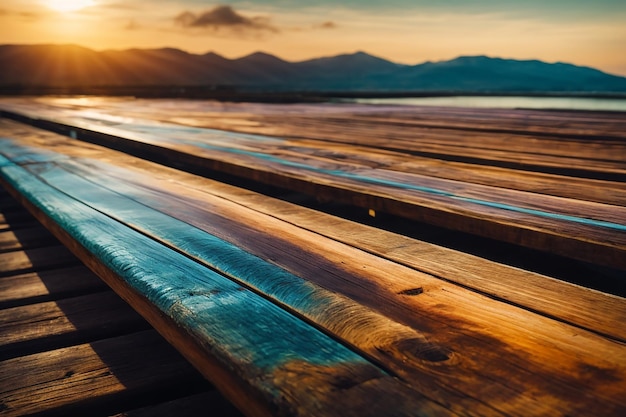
[1,86,626,102]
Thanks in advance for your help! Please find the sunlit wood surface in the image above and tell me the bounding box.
[1,97,624,269]
[1,99,625,417]
[0,188,243,416]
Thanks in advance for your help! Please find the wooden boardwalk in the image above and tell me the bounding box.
[1,98,625,416]
[0,188,243,416]
[2,98,624,269]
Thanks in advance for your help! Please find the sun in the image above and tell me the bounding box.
[47,0,95,13]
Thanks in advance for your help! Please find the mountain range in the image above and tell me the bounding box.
[2,44,626,93]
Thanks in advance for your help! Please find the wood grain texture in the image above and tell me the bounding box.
[0,158,445,417]
[0,291,150,360]
[0,188,239,417]
[1,126,624,340]
[4,97,625,177]
[0,266,107,309]
[0,331,209,417]
[34,153,626,416]
[1,131,625,416]
[1,100,624,268]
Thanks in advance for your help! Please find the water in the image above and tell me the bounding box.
[354,96,626,112]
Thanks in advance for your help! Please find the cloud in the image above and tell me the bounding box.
[174,5,277,34]
[316,21,337,29]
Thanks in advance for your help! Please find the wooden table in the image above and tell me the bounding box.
[2,97,625,269]
[1,99,625,416]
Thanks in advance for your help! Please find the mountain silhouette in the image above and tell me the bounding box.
[1,44,626,93]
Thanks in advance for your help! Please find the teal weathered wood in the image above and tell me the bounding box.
[1,139,476,410]
[3,128,626,416]
[0,150,446,417]
[4,140,626,416]
[2,141,430,342]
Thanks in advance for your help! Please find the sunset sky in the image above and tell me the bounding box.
[1,0,626,76]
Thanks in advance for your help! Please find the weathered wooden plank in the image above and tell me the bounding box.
[2,141,625,415]
[33,153,626,339]
[348,106,626,141]
[2,107,624,268]
[2,114,623,213]
[0,266,107,309]
[0,188,238,417]
[56,99,625,204]
[141,167,626,342]
[0,330,211,417]
[2,106,626,416]
[97,141,625,314]
[10,98,622,179]
[0,245,79,277]
[0,159,444,417]
[2,128,623,338]
[5,96,626,141]
[0,291,150,360]
[290,115,626,163]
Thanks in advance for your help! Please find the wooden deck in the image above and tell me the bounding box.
[1,98,625,416]
[0,188,243,416]
[1,98,624,270]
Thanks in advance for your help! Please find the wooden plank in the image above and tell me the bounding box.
[347,107,626,141]
[5,96,626,141]
[0,330,211,417]
[1,120,625,269]
[1,115,622,211]
[0,188,234,417]
[0,160,444,417]
[0,291,150,360]
[136,167,626,342]
[293,115,626,163]
[2,125,623,337]
[2,106,624,269]
[32,153,626,339]
[2,139,625,415]
[0,266,107,309]
[46,99,625,205]
[217,105,626,165]
[11,97,623,178]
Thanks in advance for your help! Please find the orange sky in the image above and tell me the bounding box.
[2,0,626,75]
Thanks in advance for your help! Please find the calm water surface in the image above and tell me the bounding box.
[354,96,626,111]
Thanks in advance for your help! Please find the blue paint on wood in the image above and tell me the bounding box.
[4,147,399,362]
[0,139,69,166]
[43,115,626,233]
[0,151,378,376]
[174,135,626,232]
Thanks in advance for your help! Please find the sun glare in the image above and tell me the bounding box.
[47,0,95,13]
